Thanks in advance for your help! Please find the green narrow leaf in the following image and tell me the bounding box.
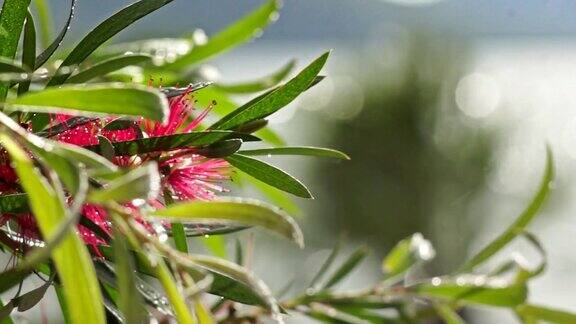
[103,37,191,59]
[306,303,370,324]
[413,276,527,307]
[516,304,576,323]
[0,301,14,323]
[152,257,195,323]
[89,163,160,203]
[235,119,268,134]
[195,300,215,324]
[47,0,174,85]
[0,269,31,294]
[151,198,304,248]
[195,139,242,158]
[0,193,29,213]
[202,235,227,259]
[34,0,75,68]
[171,222,188,253]
[239,146,350,160]
[165,0,280,69]
[94,261,173,317]
[382,233,435,279]
[458,147,554,273]
[54,285,71,323]
[52,141,118,172]
[517,231,547,278]
[86,130,257,156]
[0,0,32,100]
[0,60,26,73]
[99,246,269,307]
[31,145,82,195]
[97,135,115,161]
[235,238,243,265]
[102,118,137,131]
[113,231,146,324]
[165,190,188,253]
[0,135,106,324]
[434,304,464,324]
[66,54,152,84]
[16,169,88,271]
[6,84,169,121]
[226,154,313,198]
[17,11,35,94]
[308,241,341,289]
[13,280,51,311]
[32,0,52,49]
[216,60,295,94]
[211,51,330,130]
[21,11,36,69]
[0,0,29,58]
[188,254,281,320]
[322,246,368,289]
[110,213,194,322]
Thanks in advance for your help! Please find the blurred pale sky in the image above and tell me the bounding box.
[44,0,576,43]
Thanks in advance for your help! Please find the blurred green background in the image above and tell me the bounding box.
[12,0,576,322]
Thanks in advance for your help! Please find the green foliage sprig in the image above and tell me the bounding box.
[0,1,572,323]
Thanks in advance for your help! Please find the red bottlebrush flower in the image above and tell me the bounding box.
[0,88,231,250]
[55,119,101,146]
[80,204,111,247]
[0,149,18,193]
[140,90,229,202]
[0,164,18,193]
[142,90,214,137]
[164,157,230,201]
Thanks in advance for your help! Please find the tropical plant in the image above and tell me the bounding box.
[0,0,574,323]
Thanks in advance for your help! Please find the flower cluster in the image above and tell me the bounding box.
[0,90,230,250]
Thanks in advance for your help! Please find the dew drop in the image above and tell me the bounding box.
[456,277,466,286]
[192,29,208,45]
[252,28,264,39]
[269,11,280,22]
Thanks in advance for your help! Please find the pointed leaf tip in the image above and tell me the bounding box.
[151,198,304,248]
[226,154,313,199]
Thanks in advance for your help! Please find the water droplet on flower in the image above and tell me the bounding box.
[131,198,146,207]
